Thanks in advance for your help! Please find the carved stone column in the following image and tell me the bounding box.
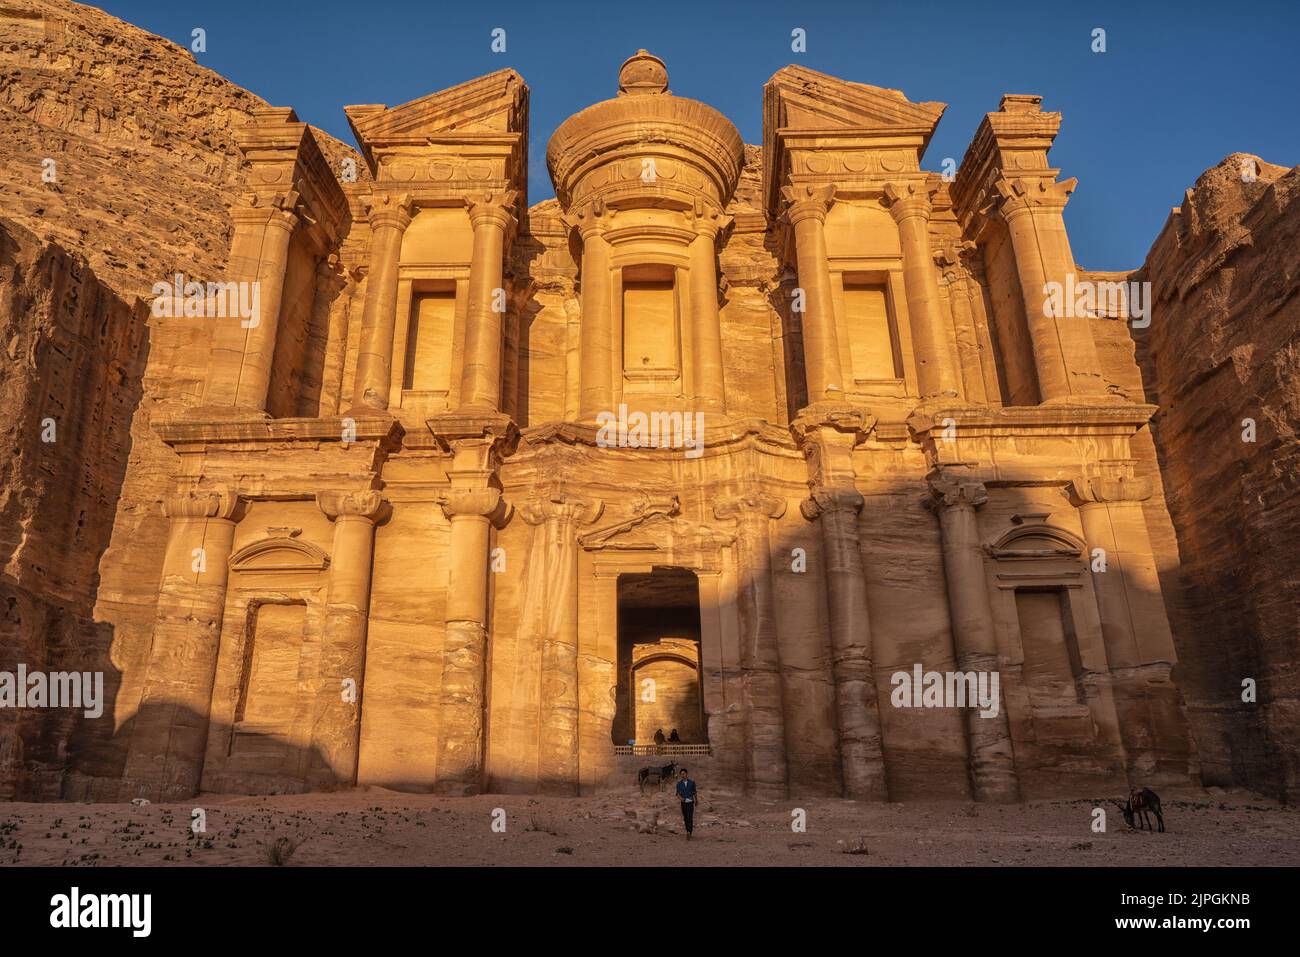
[308,489,387,789]
[883,181,962,399]
[460,190,518,411]
[566,199,614,420]
[202,193,299,412]
[926,470,1019,802]
[1066,471,1192,780]
[715,491,788,798]
[122,488,242,800]
[936,243,989,404]
[800,486,887,800]
[429,414,516,794]
[435,483,507,794]
[350,192,415,413]
[689,200,731,414]
[992,176,1105,402]
[519,493,604,794]
[782,184,843,403]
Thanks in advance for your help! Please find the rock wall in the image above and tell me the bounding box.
[0,0,361,798]
[1133,154,1300,800]
[0,217,145,798]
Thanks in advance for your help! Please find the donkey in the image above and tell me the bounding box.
[637,761,678,792]
[1114,786,1165,832]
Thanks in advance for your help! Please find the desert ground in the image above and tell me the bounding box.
[0,786,1296,867]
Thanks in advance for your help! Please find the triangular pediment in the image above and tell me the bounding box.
[345,69,528,166]
[764,65,945,137]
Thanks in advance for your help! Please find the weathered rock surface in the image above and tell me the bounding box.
[1132,154,1300,801]
[0,217,145,798]
[0,0,361,798]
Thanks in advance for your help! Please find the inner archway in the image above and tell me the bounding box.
[613,567,707,749]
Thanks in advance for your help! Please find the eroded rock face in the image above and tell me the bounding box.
[0,218,145,798]
[1133,154,1300,801]
[0,0,363,799]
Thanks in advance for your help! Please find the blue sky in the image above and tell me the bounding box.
[100,0,1299,270]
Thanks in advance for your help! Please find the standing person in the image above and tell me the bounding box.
[676,768,698,840]
[654,728,666,754]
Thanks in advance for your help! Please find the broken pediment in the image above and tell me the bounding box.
[764,65,946,137]
[344,69,528,174]
[984,516,1086,561]
[230,535,330,574]
[580,497,734,562]
[762,65,946,214]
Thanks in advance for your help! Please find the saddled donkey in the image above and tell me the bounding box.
[637,761,678,792]
[1114,786,1165,832]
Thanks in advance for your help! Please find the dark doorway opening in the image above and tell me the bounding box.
[613,567,707,749]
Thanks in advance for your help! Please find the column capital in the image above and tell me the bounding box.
[1065,475,1152,506]
[690,198,733,239]
[363,191,416,232]
[991,175,1077,218]
[163,487,242,521]
[466,189,518,232]
[233,190,301,232]
[714,490,787,523]
[519,492,604,527]
[562,196,611,240]
[881,180,937,223]
[799,486,863,521]
[926,469,989,511]
[439,486,510,525]
[780,183,836,226]
[317,489,389,523]
[934,240,978,277]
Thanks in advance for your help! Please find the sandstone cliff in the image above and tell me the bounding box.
[1133,153,1300,801]
[0,0,361,798]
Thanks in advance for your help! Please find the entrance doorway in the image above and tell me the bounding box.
[613,567,707,749]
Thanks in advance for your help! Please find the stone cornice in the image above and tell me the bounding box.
[907,402,1155,440]
[154,414,404,449]
[516,416,803,458]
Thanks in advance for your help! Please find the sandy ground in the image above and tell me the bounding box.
[0,786,1295,867]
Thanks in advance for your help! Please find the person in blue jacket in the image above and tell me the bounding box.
[675,768,698,839]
